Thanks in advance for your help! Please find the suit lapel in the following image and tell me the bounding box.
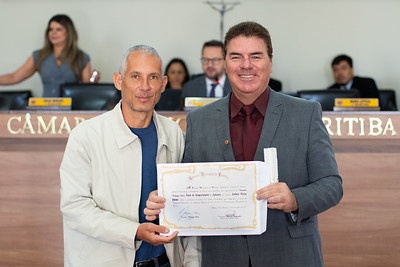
[255,90,283,160]
[351,76,360,89]
[214,95,236,161]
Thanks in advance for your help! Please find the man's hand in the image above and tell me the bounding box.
[256,182,298,213]
[144,190,166,221]
[136,222,178,246]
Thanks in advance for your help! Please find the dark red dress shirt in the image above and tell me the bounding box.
[229,89,270,161]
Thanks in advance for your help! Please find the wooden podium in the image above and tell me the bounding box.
[0,110,399,267]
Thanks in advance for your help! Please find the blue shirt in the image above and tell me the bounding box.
[130,120,165,262]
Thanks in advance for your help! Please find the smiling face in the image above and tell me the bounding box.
[47,21,67,47]
[225,35,272,104]
[113,50,167,124]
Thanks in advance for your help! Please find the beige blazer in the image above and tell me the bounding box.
[60,103,200,267]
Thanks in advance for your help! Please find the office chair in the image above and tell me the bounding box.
[269,78,282,92]
[0,90,32,110]
[60,83,118,110]
[378,89,398,111]
[297,89,360,111]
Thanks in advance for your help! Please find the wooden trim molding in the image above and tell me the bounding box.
[1,111,400,139]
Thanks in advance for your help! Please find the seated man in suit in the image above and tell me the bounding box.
[181,40,232,102]
[327,54,379,98]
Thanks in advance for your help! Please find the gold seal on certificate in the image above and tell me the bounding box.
[157,161,272,236]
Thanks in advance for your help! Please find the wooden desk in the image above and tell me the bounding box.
[0,111,399,267]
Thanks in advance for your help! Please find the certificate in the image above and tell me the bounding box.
[157,161,271,236]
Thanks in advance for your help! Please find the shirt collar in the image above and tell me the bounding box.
[230,88,270,119]
[345,79,353,89]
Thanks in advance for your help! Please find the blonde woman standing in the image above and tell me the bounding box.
[0,14,95,96]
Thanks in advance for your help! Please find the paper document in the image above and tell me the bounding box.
[264,148,279,183]
[157,161,271,236]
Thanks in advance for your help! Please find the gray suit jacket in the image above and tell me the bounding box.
[183,89,343,267]
[181,74,232,99]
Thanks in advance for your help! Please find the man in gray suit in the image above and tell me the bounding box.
[181,40,232,101]
[146,21,343,267]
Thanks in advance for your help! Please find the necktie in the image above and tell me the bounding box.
[242,104,259,161]
[209,82,218,97]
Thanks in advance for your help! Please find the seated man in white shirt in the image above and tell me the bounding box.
[181,40,232,100]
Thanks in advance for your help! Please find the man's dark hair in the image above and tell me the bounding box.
[202,40,224,53]
[223,21,273,59]
[331,54,353,68]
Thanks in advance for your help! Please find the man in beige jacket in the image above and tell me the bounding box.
[60,45,200,267]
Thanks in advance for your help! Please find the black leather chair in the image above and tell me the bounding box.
[269,78,282,92]
[60,83,118,110]
[0,90,32,110]
[378,89,397,111]
[297,89,360,111]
